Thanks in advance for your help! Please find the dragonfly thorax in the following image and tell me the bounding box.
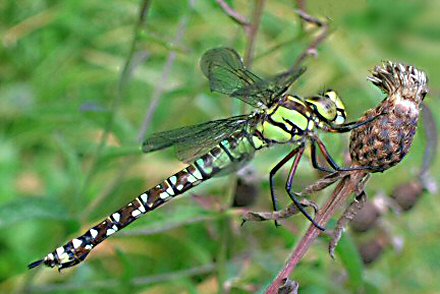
[256,95,315,144]
[255,91,348,145]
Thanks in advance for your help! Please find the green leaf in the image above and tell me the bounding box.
[334,233,365,290]
[119,200,219,237]
[0,197,71,229]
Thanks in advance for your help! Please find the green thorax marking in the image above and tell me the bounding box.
[257,95,314,144]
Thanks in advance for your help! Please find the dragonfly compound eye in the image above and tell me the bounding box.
[305,96,337,122]
[323,90,347,124]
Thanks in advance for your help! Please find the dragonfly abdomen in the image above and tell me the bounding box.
[29,131,261,270]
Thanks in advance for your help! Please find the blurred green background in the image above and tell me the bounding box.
[1,0,439,293]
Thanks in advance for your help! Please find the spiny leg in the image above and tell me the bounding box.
[246,171,352,226]
[310,139,333,173]
[268,145,305,226]
[241,204,301,224]
[312,135,381,172]
[311,136,341,171]
[326,113,385,133]
[242,144,317,224]
[299,171,347,196]
[241,172,344,224]
[284,146,325,231]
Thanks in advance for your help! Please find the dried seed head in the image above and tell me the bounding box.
[367,61,428,103]
[349,62,428,171]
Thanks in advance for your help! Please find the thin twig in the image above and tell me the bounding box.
[120,208,245,237]
[217,2,266,291]
[83,2,192,218]
[290,9,329,71]
[241,198,318,223]
[328,187,367,258]
[243,0,266,68]
[79,0,152,218]
[138,14,189,143]
[419,104,438,193]
[240,171,347,224]
[296,0,306,12]
[266,171,367,293]
[27,263,216,292]
[240,0,266,117]
[215,0,250,27]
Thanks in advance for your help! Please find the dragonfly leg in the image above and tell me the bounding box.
[312,136,383,172]
[310,139,334,173]
[269,145,304,226]
[326,113,384,133]
[284,145,325,231]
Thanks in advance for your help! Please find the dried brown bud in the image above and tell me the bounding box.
[350,201,381,232]
[233,176,259,207]
[358,236,389,265]
[233,167,259,207]
[391,181,424,211]
[350,62,428,171]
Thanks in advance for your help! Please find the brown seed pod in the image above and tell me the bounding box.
[233,175,259,207]
[391,180,424,211]
[358,235,389,265]
[349,62,428,171]
[350,201,381,232]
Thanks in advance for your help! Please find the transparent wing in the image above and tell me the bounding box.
[142,115,254,163]
[231,67,306,106]
[200,47,306,107]
[267,68,307,100]
[200,47,266,108]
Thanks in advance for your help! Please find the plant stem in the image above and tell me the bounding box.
[266,171,367,293]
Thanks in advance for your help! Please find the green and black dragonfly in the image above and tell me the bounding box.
[29,47,376,270]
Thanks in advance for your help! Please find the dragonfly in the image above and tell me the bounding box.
[29,47,378,270]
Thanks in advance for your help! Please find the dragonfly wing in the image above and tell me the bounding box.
[142,115,254,163]
[232,67,307,106]
[200,47,267,108]
[268,68,307,98]
[200,47,245,89]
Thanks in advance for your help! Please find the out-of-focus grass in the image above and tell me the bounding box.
[0,0,439,293]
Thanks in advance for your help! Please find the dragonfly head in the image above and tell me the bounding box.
[305,90,347,125]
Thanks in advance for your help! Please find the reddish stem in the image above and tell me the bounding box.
[266,171,366,293]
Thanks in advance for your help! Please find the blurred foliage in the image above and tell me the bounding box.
[0,0,439,293]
